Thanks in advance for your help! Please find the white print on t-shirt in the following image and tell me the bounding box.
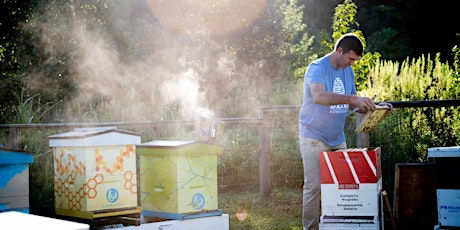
[330,77,349,114]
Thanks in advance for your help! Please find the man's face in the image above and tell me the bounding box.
[338,49,361,69]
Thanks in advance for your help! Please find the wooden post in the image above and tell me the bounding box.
[258,109,271,196]
[355,113,370,148]
[5,127,20,149]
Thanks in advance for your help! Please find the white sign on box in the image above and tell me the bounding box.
[437,189,460,227]
[320,148,382,218]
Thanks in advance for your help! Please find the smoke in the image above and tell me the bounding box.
[160,68,202,116]
[21,0,278,123]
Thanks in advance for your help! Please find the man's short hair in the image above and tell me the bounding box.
[334,33,364,56]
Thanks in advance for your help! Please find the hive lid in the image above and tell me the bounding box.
[48,126,141,147]
[0,148,34,165]
[137,140,223,151]
[0,211,89,229]
[428,146,460,158]
[48,126,131,138]
[139,140,196,148]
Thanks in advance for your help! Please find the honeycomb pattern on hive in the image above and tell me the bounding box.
[54,145,137,211]
[123,171,137,194]
[54,173,104,210]
[95,145,135,174]
[55,149,86,177]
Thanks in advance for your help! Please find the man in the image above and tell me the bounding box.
[298,33,392,230]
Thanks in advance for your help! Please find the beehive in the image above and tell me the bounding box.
[48,127,141,219]
[137,140,222,219]
[428,146,460,228]
[0,149,34,213]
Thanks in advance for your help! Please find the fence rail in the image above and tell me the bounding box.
[1,99,459,196]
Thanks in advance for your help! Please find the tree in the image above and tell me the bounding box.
[0,1,38,123]
[328,0,381,92]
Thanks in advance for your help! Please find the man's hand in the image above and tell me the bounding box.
[378,102,393,116]
[351,96,377,113]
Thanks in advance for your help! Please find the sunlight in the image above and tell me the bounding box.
[235,208,248,221]
[145,0,267,37]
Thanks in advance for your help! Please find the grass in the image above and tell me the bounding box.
[219,187,304,230]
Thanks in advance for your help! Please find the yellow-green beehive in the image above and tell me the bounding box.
[137,140,221,218]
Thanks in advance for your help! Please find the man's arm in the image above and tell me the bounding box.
[310,83,376,113]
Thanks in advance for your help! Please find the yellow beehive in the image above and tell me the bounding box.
[48,127,141,219]
[137,140,222,218]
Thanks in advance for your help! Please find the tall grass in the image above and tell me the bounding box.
[359,53,460,201]
[6,90,60,216]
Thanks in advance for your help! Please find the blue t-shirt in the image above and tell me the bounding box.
[298,55,357,146]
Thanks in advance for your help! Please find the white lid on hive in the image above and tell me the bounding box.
[48,126,141,147]
[428,146,460,158]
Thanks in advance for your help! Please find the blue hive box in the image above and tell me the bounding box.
[0,148,34,213]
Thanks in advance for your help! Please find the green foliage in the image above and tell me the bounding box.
[367,28,413,61]
[331,0,361,45]
[12,89,60,124]
[356,54,460,201]
[217,126,260,192]
[29,148,55,216]
[0,0,38,123]
[7,89,60,216]
[354,52,382,91]
[361,54,459,147]
[16,0,112,106]
[232,0,315,96]
[452,44,460,95]
[265,111,303,188]
[275,0,316,79]
[0,41,25,124]
[322,0,383,91]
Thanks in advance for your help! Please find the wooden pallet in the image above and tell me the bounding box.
[56,207,141,229]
